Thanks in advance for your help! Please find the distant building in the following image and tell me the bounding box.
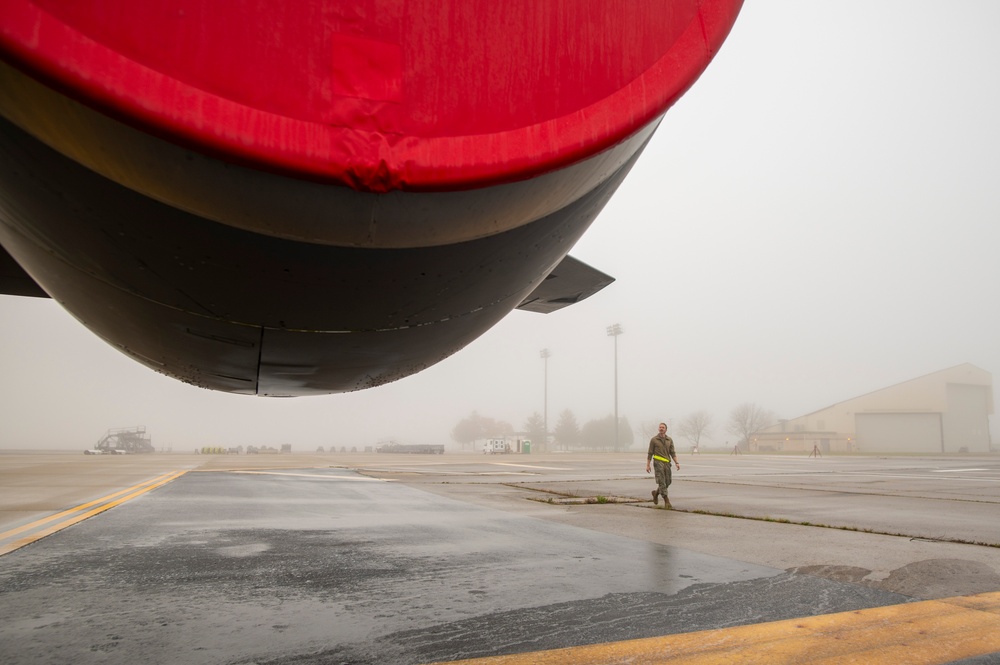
[753,363,994,454]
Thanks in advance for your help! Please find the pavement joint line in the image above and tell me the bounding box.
[491,483,998,545]
[427,591,1000,665]
[488,478,1000,545]
[674,507,1000,549]
[499,492,1000,548]
[499,483,575,498]
[679,477,1000,504]
[362,468,539,477]
[190,465,333,473]
[491,463,575,470]
[227,470,388,481]
[0,470,187,557]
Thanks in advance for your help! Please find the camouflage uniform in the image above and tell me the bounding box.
[647,433,677,505]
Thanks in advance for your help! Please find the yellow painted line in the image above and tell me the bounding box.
[0,470,187,556]
[0,471,179,541]
[428,592,1000,665]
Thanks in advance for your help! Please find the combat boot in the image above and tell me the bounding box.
[662,492,672,509]
[651,489,659,505]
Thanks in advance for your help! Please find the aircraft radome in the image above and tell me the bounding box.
[0,0,743,396]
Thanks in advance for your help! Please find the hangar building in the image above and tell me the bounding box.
[752,363,993,454]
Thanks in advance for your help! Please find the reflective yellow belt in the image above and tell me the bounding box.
[652,455,672,463]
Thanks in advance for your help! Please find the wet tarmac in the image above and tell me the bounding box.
[1,453,999,664]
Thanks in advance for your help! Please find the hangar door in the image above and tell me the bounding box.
[855,413,942,453]
[943,383,991,452]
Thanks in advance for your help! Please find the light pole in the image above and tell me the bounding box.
[540,348,550,451]
[606,324,623,450]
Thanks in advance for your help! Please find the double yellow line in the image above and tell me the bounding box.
[0,470,187,556]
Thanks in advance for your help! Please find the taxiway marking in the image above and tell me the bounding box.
[0,470,187,556]
[432,591,1000,664]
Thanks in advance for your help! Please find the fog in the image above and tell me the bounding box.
[2,1,998,451]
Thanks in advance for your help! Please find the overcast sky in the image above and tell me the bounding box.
[2,0,998,451]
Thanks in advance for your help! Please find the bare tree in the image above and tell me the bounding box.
[636,420,660,442]
[581,415,634,451]
[726,403,775,451]
[452,411,513,450]
[677,411,713,450]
